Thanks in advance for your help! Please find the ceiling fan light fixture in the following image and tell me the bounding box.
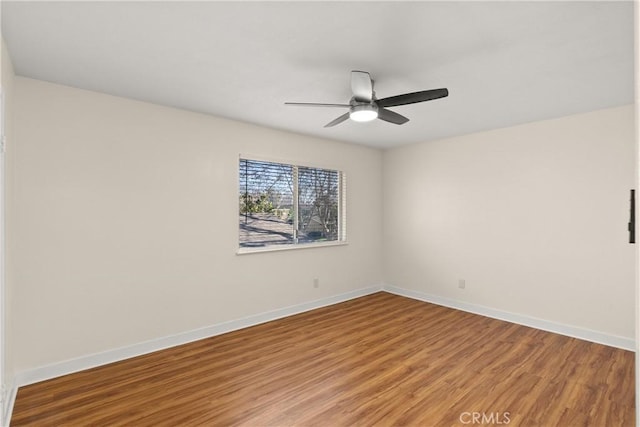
[349,104,378,122]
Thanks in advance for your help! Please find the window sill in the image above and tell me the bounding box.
[236,240,348,255]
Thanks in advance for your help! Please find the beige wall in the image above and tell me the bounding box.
[12,77,384,373]
[1,38,16,400]
[8,74,636,378]
[383,105,636,340]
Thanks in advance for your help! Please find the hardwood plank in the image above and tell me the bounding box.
[11,292,635,426]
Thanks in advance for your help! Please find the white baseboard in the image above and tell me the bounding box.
[15,285,383,388]
[3,385,16,427]
[383,284,635,351]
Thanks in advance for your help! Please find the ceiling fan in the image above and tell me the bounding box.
[285,71,448,128]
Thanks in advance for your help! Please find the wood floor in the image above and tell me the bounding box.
[11,292,635,426]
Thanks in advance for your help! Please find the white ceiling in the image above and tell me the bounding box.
[1,1,634,149]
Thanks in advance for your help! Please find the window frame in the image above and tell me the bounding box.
[237,155,347,255]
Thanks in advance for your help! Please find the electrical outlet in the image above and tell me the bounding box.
[313,278,320,288]
[458,279,466,289]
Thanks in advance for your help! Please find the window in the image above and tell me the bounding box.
[239,158,346,251]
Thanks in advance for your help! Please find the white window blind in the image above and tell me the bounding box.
[239,158,346,250]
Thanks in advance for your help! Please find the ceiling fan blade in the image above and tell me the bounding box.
[377,88,448,108]
[324,113,350,128]
[378,108,409,125]
[285,102,350,108]
[351,70,373,102]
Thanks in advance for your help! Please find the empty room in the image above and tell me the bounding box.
[0,1,637,426]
